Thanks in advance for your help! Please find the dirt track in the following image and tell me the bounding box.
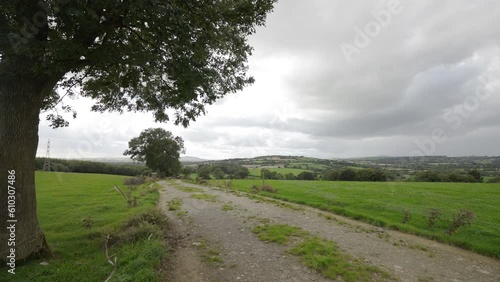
[158,180,500,282]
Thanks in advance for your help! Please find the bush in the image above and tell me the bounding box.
[122,209,167,228]
[323,168,389,182]
[124,177,146,186]
[109,209,167,246]
[261,185,277,193]
[35,157,147,176]
[296,171,315,180]
[415,170,481,183]
[427,208,441,228]
[446,209,476,235]
[401,208,412,224]
[139,184,160,196]
[250,184,277,193]
[488,176,500,183]
[251,185,260,193]
[223,180,233,188]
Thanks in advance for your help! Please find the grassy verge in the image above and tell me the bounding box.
[253,224,394,281]
[6,172,168,281]
[210,179,500,258]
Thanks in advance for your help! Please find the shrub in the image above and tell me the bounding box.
[128,196,138,207]
[122,209,167,228]
[250,185,260,193]
[488,176,500,183]
[250,184,277,193]
[124,177,146,186]
[118,222,163,244]
[139,184,160,196]
[261,185,277,193]
[401,208,412,224]
[108,209,167,247]
[427,208,441,228]
[224,180,233,188]
[296,171,315,180]
[446,209,476,235]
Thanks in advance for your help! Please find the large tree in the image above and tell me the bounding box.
[124,128,184,178]
[0,0,276,261]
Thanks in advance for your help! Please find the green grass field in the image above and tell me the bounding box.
[7,172,167,281]
[215,180,500,258]
[249,168,312,177]
[287,162,330,170]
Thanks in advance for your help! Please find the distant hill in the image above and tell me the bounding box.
[186,155,500,180]
[77,157,134,164]
[180,156,209,163]
[76,156,209,164]
[49,154,499,180]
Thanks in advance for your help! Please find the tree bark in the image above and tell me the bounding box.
[0,78,52,262]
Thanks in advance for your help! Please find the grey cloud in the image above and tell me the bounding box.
[197,0,500,157]
[37,0,500,159]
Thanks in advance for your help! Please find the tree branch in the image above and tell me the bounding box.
[125,26,154,46]
[104,234,118,282]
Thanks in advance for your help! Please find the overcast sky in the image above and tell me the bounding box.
[37,0,500,160]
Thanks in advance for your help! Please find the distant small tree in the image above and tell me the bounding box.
[296,171,315,180]
[285,173,296,180]
[233,168,250,179]
[124,128,185,178]
[213,168,225,179]
[324,170,339,181]
[356,168,375,181]
[415,170,442,182]
[261,168,271,179]
[338,168,356,181]
[181,166,195,179]
[488,176,500,183]
[467,169,483,183]
[372,168,389,181]
[198,165,212,180]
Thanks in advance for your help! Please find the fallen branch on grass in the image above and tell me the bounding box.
[112,185,129,201]
[104,234,118,282]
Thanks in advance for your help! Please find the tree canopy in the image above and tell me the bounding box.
[124,128,184,177]
[0,0,276,262]
[1,0,277,126]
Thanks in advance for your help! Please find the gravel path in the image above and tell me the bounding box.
[158,180,500,282]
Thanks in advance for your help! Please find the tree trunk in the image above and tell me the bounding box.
[0,79,52,262]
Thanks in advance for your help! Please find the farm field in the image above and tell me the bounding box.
[215,179,500,258]
[248,167,312,177]
[7,172,167,281]
[287,162,330,170]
